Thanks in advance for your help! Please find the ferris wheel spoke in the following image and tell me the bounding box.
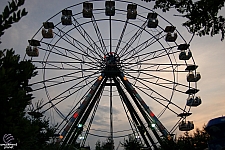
[126,74,188,115]
[29,66,97,86]
[115,19,128,54]
[41,74,98,114]
[141,64,177,72]
[121,31,165,62]
[132,83,185,116]
[41,61,98,76]
[91,16,108,54]
[125,70,188,94]
[43,72,98,98]
[38,45,96,65]
[71,16,105,58]
[122,63,187,73]
[122,65,187,88]
[34,70,99,92]
[109,16,112,54]
[118,20,147,57]
[124,63,188,73]
[125,72,173,103]
[39,41,102,63]
[36,66,100,71]
[39,60,98,71]
[54,27,102,62]
[122,45,177,65]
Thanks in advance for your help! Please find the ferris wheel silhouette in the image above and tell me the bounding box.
[25,0,201,149]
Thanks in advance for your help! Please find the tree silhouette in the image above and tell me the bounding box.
[159,125,210,150]
[0,0,28,41]
[121,135,143,150]
[0,1,57,149]
[0,49,56,149]
[94,137,115,150]
[142,0,225,41]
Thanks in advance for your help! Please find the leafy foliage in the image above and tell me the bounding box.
[0,49,56,149]
[159,125,210,150]
[143,0,225,41]
[0,1,58,148]
[0,0,28,39]
[121,135,144,150]
[0,49,37,118]
[95,140,102,150]
[95,137,115,150]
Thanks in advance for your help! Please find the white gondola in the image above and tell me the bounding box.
[179,121,194,131]
[165,32,177,42]
[186,96,201,107]
[83,2,93,18]
[61,10,72,25]
[179,50,192,60]
[42,28,53,38]
[147,13,158,28]
[42,22,54,38]
[26,46,39,57]
[187,71,201,82]
[105,1,115,16]
[127,4,137,19]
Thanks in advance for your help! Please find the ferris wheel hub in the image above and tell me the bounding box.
[103,52,121,77]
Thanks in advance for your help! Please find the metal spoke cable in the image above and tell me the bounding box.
[129,77,187,115]
[54,27,102,63]
[38,72,99,113]
[121,30,164,62]
[91,16,108,54]
[122,45,178,65]
[32,69,99,92]
[115,19,128,54]
[29,67,97,86]
[71,16,105,59]
[118,20,147,57]
[40,40,102,63]
[123,66,190,89]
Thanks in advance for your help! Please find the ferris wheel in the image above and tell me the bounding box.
[25,0,202,149]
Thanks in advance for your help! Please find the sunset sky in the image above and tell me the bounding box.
[1,0,225,149]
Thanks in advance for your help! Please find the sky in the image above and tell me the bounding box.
[1,0,225,149]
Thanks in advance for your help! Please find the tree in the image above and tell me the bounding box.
[94,137,115,150]
[158,125,210,150]
[95,140,102,150]
[0,0,28,41]
[121,135,143,150]
[0,1,57,149]
[142,0,225,41]
[101,137,114,150]
[0,49,56,149]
